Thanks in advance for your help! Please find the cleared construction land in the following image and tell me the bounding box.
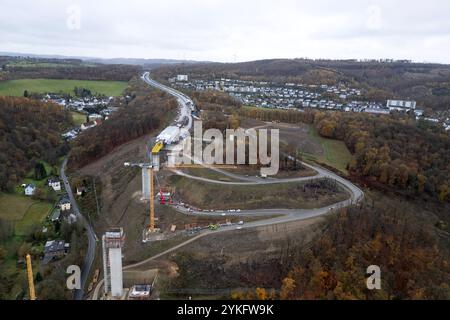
[155,216,324,299]
[169,175,348,210]
[241,118,352,173]
[77,109,353,296]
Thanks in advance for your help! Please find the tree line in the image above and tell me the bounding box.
[0,60,141,81]
[68,82,178,169]
[232,198,450,300]
[239,107,449,202]
[0,97,72,191]
[314,111,450,202]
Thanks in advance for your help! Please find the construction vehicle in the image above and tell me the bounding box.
[157,187,174,205]
[26,254,36,300]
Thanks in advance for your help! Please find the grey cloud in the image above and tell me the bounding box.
[0,0,449,63]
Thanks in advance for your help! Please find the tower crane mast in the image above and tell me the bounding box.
[26,254,36,300]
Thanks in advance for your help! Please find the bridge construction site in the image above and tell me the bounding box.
[122,72,197,242]
[88,72,363,300]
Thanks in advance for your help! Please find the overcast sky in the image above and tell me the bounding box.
[1,0,450,63]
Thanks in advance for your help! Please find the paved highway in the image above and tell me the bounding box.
[61,158,98,300]
[91,73,364,299]
[142,72,193,132]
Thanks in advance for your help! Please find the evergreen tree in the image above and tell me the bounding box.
[34,162,47,180]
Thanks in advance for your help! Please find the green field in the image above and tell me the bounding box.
[71,111,87,125]
[0,192,52,236]
[304,125,352,173]
[0,78,127,96]
[14,202,52,236]
[0,193,36,220]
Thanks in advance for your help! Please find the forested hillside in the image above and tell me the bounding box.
[68,79,178,169]
[153,59,450,111]
[283,201,450,299]
[0,56,140,82]
[233,197,450,300]
[314,112,450,202]
[172,88,450,202]
[238,107,450,202]
[0,97,72,191]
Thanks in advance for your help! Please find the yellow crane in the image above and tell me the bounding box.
[123,141,165,233]
[125,140,235,234]
[26,254,36,300]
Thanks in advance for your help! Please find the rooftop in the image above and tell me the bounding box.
[44,240,68,254]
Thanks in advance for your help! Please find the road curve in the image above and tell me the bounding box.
[61,158,97,300]
[137,72,363,241]
[91,73,364,299]
[170,160,363,218]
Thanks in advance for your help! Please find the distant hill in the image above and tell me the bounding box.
[85,57,206,67]
[0,51,208,67]
[152,58,450,111]
[0,56,140,82]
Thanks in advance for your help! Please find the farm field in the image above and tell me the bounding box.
[0,193,52,236]
[14,202,52,236]
[71,111,87,125]
[303,125,352,173]
[0,78,127,96]
[0,193,36,220]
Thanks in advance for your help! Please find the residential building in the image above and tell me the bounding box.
[364,108,390,115]
[24,184,36,196]
[48,178,61,191]
[60,198,71,211]
[43,240,70,264]
[88,113,103,121]
[76,187,86,196]
[176,74,188,82]
[386,100,416,111]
